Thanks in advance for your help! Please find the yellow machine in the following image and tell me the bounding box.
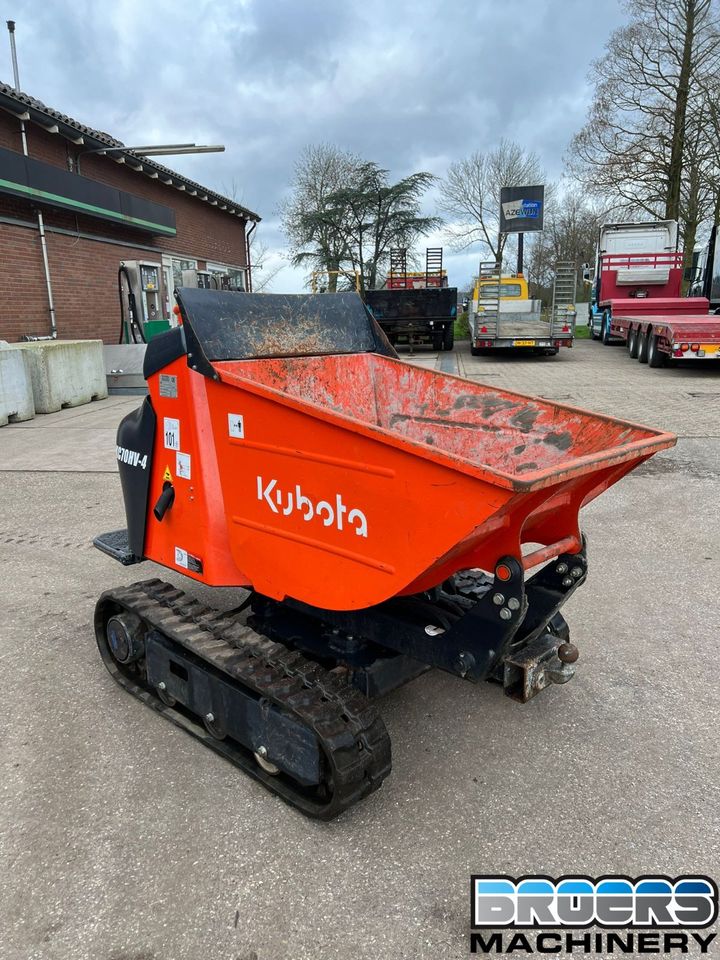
[471,273,529,311]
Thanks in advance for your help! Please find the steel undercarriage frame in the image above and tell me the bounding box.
[252,541,586,696]
[93,530,585,818]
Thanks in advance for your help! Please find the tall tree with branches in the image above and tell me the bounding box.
[282,149,439,292]
[526,187,608,304]
[438,139,547,264]
[316,163,439,291]
[279,144,359,292]
[568,0,720,262]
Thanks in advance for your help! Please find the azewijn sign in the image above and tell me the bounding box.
[499,185,545,233]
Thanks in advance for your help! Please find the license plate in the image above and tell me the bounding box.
[700,344,719,354]
[513,339,536,347]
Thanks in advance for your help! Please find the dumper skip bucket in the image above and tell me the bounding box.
[133,290,675,611]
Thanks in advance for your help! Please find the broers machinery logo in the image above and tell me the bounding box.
[470,876,718,955]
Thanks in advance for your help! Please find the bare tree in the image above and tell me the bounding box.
[247,235,284,292]
[526,187,608,303]
[438,140,547,263]
[220,179,283,292]
[567,0,720,263]
[279,144,361,292]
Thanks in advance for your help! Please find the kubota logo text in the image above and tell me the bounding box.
[257,477,368,537]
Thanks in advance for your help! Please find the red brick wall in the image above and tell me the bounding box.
[0,218,161,342]
[0,110,255,342]
[0,222,49,339]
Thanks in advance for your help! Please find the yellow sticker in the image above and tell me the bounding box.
[163,465,173,482]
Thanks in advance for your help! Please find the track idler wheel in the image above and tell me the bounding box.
[106,612,146,664]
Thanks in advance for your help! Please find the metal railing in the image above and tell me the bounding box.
[599,251,683,272]
[550,262,577,337]
[472,261,502,336]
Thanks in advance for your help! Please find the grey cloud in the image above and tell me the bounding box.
[7,0,625,289]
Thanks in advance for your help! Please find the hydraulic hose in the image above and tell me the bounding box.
[117,265,147,344]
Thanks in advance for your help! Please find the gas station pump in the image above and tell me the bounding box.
[118,261,172,343]
[180,269,224,289]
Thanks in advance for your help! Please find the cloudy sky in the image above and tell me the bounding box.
[7,0,625,290]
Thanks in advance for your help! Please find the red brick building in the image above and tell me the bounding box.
[0,81,260,343]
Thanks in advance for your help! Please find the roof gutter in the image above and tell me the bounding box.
[0,85,262,223]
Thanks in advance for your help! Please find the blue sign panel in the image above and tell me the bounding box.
[499,185,545,233]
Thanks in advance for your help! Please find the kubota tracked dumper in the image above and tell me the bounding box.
[94,290,675,818]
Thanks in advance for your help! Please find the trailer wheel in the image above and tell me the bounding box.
[470,345,481,356]
[442,324,455,351]
[628,326,639,358]
[648,334,665,367]
[601,311,612,344]
[637,328,650,363]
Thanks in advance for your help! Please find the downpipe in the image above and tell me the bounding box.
[245,221,256,292]
[23,210,58,340]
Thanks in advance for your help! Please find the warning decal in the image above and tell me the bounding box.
[228,413,245,439]
[163,465,173,483]
[174,546,203,573]
[176,452,191,479]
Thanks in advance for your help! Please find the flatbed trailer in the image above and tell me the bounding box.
[609,297,720,366]
[591,223,680,342]
[597,252,720,367]
[365,246,456,351]
[364,286,457,351]
[470,262,576,357]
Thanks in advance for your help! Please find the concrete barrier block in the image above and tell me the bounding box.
[15,339,108,414]
[0,344,34,426]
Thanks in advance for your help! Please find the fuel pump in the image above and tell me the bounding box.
[118,261,169,343]
[180,269,223,289]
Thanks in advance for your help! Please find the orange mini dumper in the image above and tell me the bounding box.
[94,290,675,818]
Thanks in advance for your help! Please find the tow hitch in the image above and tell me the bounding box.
[503,633,580,703]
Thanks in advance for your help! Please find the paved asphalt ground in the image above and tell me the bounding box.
[1,339,719,960]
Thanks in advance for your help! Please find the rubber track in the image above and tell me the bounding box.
[95,579,391,819]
